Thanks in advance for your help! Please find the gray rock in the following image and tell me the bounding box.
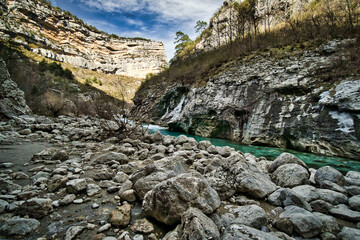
[0,217,40,236]
[345,185,360,196]
[151,131,163,143]
[320,180,348,195]
[92,203,99,209]
[86,184,101,196]
[271,164,309,187]
[66,178,87,193]
[11,172,29,179]
[109,203,132,227]
[73,199,83,204]
[119,179,133,195]
[19,128,32,135]
[330,204,360,221]
[279,205,323,238]
[52,150,69,161]
[337,227,360,240]
[313,212,339,233]
[93,152,129,165]
[268,153,308,173]
[150,153,165,161]
[346,171,360,186]
[48,175,68,192]
[222,224,282,240]
[130,218,154,234]
[31,171,50,182]
[317,188,348,205]
[113,172,129,183]
[65,226,84,240]
[198,140,212,150]
[292,185,320,202]
[120,189,137,202]
[315,166,345,187]
[349,195,360,211]
[0,199,9,213]
[217,146,233,157]
[16,197,53,219]
[267,188,312,211]
[97,223,111,233]
[94,169,112,180]
[59,194,76,206]
[175,135,189,145]
[310,199,333,214]
[142,172,221,225]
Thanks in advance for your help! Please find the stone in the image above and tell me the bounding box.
[279,205,323,238]
[16,197,53,219]
[73,199,83,204]
[349,195,360,211]
[11,172,29,180]
[222,224,281,240]
[48,175,68,192]
[317,188,348,205]
[113,172,129,183]
[291,185,320,202]
[0,199,9,213]
[313,212,339,233]
[59,194,76,206]
[86,184,101,196]
[214,204,267,230]
[330,204,360,221]
[217,146,233,157]
[273,217,293,235]
[198,140,212,150]
[337,227,360,240]
[119,179,133,195]
[65,226,85,240]
[267,188,312,211]
[345,185,360,196]
[271,164,309,187]
[150,153,165,161]
[314,166,345,186]
[66,178,87,193]
[320,180,348,195]
[142,172,221,225]
[19,128,32,135]
[120,189,137,202]
[92,203,100,209]
[97,223,111,233]
[93,152,129,165]
[109,203,132,227]
[151,131,163,143]
[94,169,112,180]
[130,218,154,234]
[268,153,308,173]
[52,150,69,161]
[0,217,40,236]
[310,199,333,214]
[346,171,360,186]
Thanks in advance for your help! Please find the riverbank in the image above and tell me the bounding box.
[1,115,360,239]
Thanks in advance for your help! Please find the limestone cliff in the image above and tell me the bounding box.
[132,39,360,160]
[0,0,167,79]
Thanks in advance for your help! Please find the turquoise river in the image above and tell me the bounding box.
[146,124,360,173]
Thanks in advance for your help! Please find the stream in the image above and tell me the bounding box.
[145,124,360,173]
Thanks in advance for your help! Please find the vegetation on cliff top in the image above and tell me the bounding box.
[135,0,360,102]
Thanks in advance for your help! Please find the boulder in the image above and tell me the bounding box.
[268,153,308,173]
[0,199,9,213]
[317,188,348,205]
[217,146,233,157]
[51,150,69,161]
[313,212,339,233]
[267,188,312,211]
[0,217,40,236]
[310,199,333,214]
[314,166,345,187]
[142,172,221,225]
[337,227,360,240]
[345,185,360,196]
[92,152,129,165]
[94,169,112,180]
[222,224,282,240]
[86,184,101,196]
[279,205,323,238]
[271,164,309,187]
[349,195,360,211]
[151,131,163,143]
[346,171,360,186]
[65,226,85,240]
[110,203,132,227]
[48,175,68,192]
[66,178,87,193]
[120,189,137,202]
[16,197,53,219]
[59,194,76,206]
[330,204,360,221]
[291,185,320,202]
[130,218,154,234]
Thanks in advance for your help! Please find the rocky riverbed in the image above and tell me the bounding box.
[1,114,360,240]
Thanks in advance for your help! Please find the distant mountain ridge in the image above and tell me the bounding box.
[0,0,167,78]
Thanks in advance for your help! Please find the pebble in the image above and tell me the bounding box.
[92,203,100,209]
[97,223,111,233]
[73,199,83,204]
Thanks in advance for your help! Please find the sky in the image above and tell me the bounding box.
[49,0,224,60]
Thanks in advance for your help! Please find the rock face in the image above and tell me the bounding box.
[133,39,360,160]
[0,58,31,119]
[1,0,167,78]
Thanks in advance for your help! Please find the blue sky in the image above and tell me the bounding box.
[49,0,223,60]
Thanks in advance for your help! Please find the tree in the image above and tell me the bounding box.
[174,31,192,57]
[195,20,207,33]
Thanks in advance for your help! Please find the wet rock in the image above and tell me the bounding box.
[291,185,320,202]
[329,204,360,221]
[222,224,281,240]
[0,199,9,213]
[317,188,348,205]
[315,166,345,187]
[349,195,360,211]
[120,189,137,202]
[87,184,102,196]
[66,178,87,193]
[279,205,323,238]
[16,197,53,219]
[267,188,312,211]
[65,226,85,240]
[48,175,68,192]
[93,152,129,165]
[338,227,360,239]
[0,217,40,236]
[130,218,154,234]
[213,204,267,230]
[268,153,308,173]
[142,172,221,225]
[271,164,309,187]
[345,171,360,186]
[59,194,76,206]
[52,150,69,161]
[109,203,132,227]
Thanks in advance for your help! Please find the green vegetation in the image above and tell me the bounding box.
[85,76,102,86]
[38,59,74,80]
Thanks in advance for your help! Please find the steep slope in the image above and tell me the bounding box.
[0,0,167,79]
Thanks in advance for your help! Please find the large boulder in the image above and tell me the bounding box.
[317,188,348,205]
[314,166,345,187]
[349,195,360,211]
[16,198,53,219]
[0,217,40,237]
[292,185,320,202]
[279,205,323,238]
[271,164,309,187]
[131,156,188,200]
[268,188,312,211]
[337,227,360,240]
[142,172,221,225]
[268,153,308,173]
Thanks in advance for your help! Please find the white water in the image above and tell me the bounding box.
[329,111,355,134]
[161,95,186,121]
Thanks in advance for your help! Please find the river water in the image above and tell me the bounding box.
[145,124,360,173]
